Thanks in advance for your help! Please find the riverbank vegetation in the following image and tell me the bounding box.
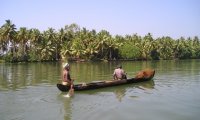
[0,20,200,62]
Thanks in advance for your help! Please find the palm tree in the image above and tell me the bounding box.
[16,27,30,61]
[58,28,66,44]
[180,37,193,59]
[29,28,41,61]
[81,28,98,59]
[0,28,7,55]
[60,24,80,60]
[134,33,154,60]
[95,30,110,59]
[0,20,17,61]
[70,37,85,59]
[156,36,174,60]
[193,36,200,58]
[64,23,80,40]
[41,28,57,61]
[57,28,68,59]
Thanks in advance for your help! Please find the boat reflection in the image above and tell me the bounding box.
[115,80,155,101]
[77,80,155,102]
[134,79,155,90]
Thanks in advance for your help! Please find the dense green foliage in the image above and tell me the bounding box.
[0,20,200,62]
[119,42,140,59]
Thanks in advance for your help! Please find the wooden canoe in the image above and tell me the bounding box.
[57,69,155,92]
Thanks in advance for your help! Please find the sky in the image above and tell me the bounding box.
[0,0,200,39]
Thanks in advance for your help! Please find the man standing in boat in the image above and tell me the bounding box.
[113,64,127,80]
[62,63,74,91]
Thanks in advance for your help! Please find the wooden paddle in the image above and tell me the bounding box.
[66,80,74,97]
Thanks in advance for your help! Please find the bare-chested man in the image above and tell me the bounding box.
[113,65,127,80]
[62,63,73,89]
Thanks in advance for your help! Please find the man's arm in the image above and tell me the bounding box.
[122,69,127,79]
[113,70,117,80]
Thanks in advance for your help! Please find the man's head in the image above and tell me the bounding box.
[63,63,70,70]
[117,64,122,69]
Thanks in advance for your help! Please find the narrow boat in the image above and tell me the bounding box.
[57,69,155,92]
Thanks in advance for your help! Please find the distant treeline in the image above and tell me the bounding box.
[0,20,200,62]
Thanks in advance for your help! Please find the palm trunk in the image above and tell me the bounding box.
[56,44,58,60]
[109,48,112,60]
[12,41,17,61]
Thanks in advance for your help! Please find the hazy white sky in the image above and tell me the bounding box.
[1,0,200,39]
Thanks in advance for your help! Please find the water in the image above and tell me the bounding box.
[0,60,200,120]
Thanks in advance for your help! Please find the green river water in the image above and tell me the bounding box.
[0,60,200,120]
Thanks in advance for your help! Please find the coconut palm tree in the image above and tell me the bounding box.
[192,36,200,58]
[0,28,7,54]
[60,24,81,60]
[134,33,154,60]
[156,36,174,60]
[0,20,17,61]
[180,37,193,59]
[95,30,111,59]
[40,28,57,61]
[81,28,98,59]
[16,27,30,61]
[28,28,42,61]
[58,28,68,59]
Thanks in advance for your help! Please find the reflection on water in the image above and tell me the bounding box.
[57,93,73,120]
[114,80,155,102]
[114,88,126,102]
[1,60,200,120]
[55,79,155,120]
[0,61,155,90]
[0,62,61,90]
[75,80,155,102]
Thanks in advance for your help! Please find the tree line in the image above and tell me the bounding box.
[0,20,200,62]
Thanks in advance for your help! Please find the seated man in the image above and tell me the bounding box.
[113,65,127,80]
[62,63,73,88]
[62,63,74,97]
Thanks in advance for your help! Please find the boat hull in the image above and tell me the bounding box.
[57,77,153,92]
